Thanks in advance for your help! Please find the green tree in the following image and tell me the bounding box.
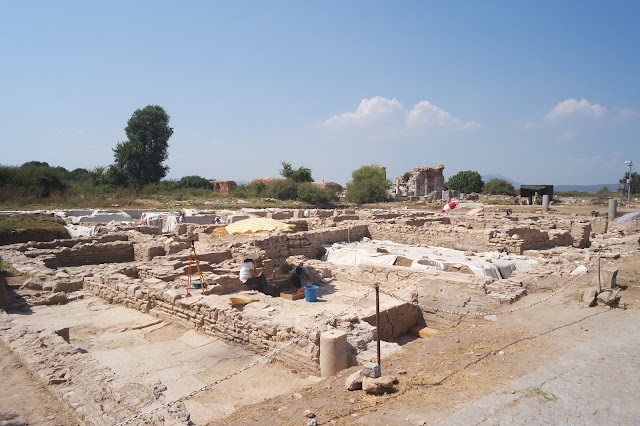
[112,105,174,186]
[279,161,313,183]
[447,170,484,193]
[619,172,640,194]
[483,178,516,196]
[595,186,612,197]
[346,165,390,204]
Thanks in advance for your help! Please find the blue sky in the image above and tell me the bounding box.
[1,1,639,186]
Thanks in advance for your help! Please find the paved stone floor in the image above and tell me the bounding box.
[436,309,640,426]
[8,296,316,424]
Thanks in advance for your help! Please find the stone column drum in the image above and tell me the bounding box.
[320,329,348,377]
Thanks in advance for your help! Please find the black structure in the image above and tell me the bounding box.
[520,185,554,203]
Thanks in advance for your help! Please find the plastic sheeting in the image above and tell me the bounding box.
[65,225,100,238]
[321,240,538,280]
[70,210,133,225]
[615,211,640,223]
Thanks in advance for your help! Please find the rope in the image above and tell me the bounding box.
[115,289,372,426]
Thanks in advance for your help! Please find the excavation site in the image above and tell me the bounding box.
[1,202,639,426]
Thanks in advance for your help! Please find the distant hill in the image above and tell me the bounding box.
[554,184,619,193]
[481,174,619,194]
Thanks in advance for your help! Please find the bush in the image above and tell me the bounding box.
[297,183,336,206]
[179,175,211,189]
[483,178,516,196]
[265,179,299,200]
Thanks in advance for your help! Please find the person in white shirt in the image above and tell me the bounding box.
[239,257,267,291]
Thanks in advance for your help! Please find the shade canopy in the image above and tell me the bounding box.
[219,217,293,235]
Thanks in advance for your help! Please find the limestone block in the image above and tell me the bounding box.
[345,370,365,391]
[51,280,83,293]
[362,376,397,395]
[362,362,381,378]
[164,290,182,304]
[592,267,618,289]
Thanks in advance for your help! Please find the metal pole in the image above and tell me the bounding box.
[627,161,633,205]
[598,254,602,293]
[375,283,381,370]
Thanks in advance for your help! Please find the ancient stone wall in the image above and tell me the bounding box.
[83,273,322,374]
[134,243,165,262]
[392,164,445,199]
[17,233,129,251]
[246,225,370,266]
[41,241,135,268]
[361,304,420,341]
[0,313,140,425]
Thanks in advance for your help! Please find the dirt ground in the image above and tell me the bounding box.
[214,255,640,426]
[0,342,80,426]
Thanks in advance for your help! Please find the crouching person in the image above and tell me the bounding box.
[239,258,267,293]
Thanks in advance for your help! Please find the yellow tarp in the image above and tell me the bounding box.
[219,217,293,235]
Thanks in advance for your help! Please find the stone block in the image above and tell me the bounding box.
[362,362,381,378]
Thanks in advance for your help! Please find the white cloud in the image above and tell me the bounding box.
[406,100,478,130]
[323,97,477,131]
[545,98,607,120]
[323,97,405,127]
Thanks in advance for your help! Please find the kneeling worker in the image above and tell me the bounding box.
[239,258,267,292]
[289,266,312,294]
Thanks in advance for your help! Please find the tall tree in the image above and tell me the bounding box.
[447,170,484,193]
[346,165,390,204]
[279,161,313,183]
[619,171,640,194]
[113,105,173,186]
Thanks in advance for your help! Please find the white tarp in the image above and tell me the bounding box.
[322,244,398,266]
[615,211,640,223]
[71,210,133,224]
[65,225,100,238]
[321,240,538,280]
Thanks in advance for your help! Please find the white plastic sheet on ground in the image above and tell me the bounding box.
[322,240,538,280]
[65,225,100,238]
[70,210,133,225]
[615,211,640,223]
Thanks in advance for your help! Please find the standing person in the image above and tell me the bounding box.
[239,257,267,292]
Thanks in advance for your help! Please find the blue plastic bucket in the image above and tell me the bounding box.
[304,285,318,302]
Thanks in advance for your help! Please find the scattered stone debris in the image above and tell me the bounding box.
[0,203,638,423]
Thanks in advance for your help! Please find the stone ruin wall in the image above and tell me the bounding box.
[0,314,141,426]
[0,215,597,378]
[368,216,592,255]
[248,225,370,267]
[40,241,135,269]
[82,272,322,375]
[392,164,446,199]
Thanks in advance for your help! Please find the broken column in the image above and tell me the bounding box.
[320,329,348,377]
[608,199,617,221]
[542,195,550,213]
